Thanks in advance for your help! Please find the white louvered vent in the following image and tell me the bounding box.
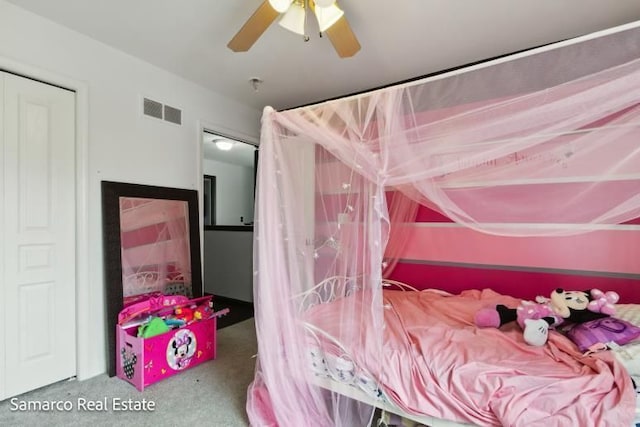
[142,97,182,126]
[163,105,182,125]
[143,98,163,119]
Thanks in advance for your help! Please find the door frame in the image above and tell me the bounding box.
[0,56,91,381]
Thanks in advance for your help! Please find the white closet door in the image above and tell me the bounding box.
[1,72,76,399]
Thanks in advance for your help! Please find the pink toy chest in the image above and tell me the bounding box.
[116,296,217,391]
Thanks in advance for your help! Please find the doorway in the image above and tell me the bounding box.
[201,130,256,326]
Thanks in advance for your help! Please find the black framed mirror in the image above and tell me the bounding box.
[101,181,203,377]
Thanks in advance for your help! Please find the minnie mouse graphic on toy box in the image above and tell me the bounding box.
[167,329,197,370]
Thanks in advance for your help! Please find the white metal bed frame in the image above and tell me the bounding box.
[296,276,474,427]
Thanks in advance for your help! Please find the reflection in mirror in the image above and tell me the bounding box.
[119,197,193,299]
[203,131,257,228]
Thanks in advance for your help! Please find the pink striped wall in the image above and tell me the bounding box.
[313,159,640,303]
[388,206,640,303]
[390,262,639,305]
[400,225,639,275]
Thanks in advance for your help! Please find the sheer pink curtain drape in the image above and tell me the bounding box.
[382,191,419,278]
[247,23,640,427]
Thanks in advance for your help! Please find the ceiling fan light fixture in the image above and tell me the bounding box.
[268,0,293,13]
[314,3,344,32]
[278,2,306,36]
[214,139,235,151]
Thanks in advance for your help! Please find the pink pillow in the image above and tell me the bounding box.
[566,317,640,352]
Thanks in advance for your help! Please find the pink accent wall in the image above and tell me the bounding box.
[400,226,640,275]
[315,187,640,302]
[390,263,639,303]
[389,206,640,303]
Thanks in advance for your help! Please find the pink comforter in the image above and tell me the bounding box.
[304,288,635,427]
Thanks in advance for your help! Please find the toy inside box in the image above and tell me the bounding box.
[116,293,229,391]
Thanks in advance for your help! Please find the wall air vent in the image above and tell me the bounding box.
[142,97,182,126]
[143,98,163,119]
[163,105,182,125]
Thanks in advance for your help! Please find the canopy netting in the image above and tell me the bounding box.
[247,22,640,427]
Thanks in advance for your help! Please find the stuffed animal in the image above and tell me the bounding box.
[475,288,619,347]
[174,306,194,322]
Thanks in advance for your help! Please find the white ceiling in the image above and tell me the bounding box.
[203,132,257,168]
[6,0,640,111]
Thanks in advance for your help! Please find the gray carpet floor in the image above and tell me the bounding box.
[0,318,257,427]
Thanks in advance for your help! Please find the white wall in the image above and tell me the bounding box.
[203,159,254,225]
[0,1,261,380]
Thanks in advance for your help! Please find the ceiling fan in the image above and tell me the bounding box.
[228,0,361,58]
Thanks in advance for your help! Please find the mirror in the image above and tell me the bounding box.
[203,131,257,229]
[101,181,203,377]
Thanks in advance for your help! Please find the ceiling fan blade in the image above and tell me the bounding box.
[324,15,361,58]
[228,1,280,52]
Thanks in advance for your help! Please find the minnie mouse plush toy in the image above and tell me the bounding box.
[475,288,619,346]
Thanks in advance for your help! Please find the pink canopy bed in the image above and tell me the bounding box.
[246,20,640,427]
